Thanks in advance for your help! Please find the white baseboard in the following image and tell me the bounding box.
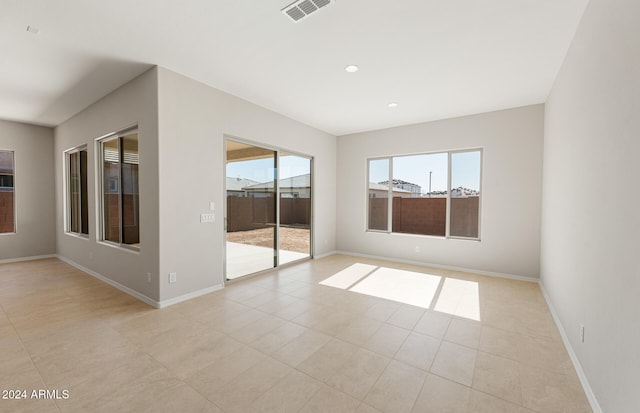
[0,254,57,265]
[538,281,602,413]
[157,284,224,308]
[334,250,538,283]
[57,255,225,309]
[56,255,160,308]
[313,250,338,260]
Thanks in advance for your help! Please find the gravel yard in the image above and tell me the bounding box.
[226,227,310,253]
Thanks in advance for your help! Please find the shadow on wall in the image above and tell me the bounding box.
[36,57,153,125]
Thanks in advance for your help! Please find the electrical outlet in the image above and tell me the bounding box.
[580,324,585,343]
[169,272,177,283]
[415,246,420,253]
[146,272,151,283]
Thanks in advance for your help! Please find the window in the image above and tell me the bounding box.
[368,158,390,231]
[99,128,139,249]
[367,149,481,239]
[450,151,482,238]
[0,150,15,234]
[65,146,88,235]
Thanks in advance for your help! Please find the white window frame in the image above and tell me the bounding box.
[64,145,89,237]
[366,148,482,240]
[96,126,140,251]
[0,149,16,235]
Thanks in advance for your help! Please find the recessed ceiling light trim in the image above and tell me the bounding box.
[282,0,334,23]
[26,25,40,35]
[388,102,399,108]
[345,65,359,73]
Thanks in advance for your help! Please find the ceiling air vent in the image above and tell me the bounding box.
[282,0,333,22]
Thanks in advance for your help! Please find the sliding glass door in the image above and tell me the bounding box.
[279,153,311,266]
[225,141,277,279]
[225,140,311,280]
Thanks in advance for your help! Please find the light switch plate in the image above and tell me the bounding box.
[201,213,215,223]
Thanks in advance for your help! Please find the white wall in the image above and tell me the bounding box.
[337,105,544,279]
[157,67,337,302]
[54,68,160,302]
[0,120,55,260]
[541,0,640,411]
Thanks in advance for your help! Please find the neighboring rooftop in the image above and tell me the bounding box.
[244,174,311,190]
[368,182,411,193]
[226,177,260,192]
[378,179,420,187]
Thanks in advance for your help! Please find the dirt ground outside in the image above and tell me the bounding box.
[226,227,310,253]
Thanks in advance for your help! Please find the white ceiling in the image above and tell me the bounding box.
[1,0,588,136]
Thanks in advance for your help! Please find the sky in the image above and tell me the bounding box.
[370,151,481,193]
[226,150,481,194]
[451,151,481,190]
[226,154,311,184]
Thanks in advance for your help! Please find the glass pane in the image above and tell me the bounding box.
[391,153,448,236]
[226,141,277,279]
[450,151,481,238]
[69,152,81,233]
[0,150,15,234]
[368,158,389,231]
[102,138,120,243]
[80,150,88,234]
[279,153,311,265]
[121,133,139,246]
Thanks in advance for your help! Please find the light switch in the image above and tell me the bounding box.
[201,213,215,223]
[209,201,215,211]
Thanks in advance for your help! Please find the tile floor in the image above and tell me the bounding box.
[0,255,592,412]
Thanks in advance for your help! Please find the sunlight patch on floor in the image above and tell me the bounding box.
[349,267,441,309]
[319,263,481,320]
[434,278,481,321]
[319,263,378,289]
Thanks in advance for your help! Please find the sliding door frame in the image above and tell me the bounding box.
[223,135,314,283]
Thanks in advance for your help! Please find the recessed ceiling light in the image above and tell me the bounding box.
[388,102,399,108]
[345,65,359,73]
[26,25,40,35]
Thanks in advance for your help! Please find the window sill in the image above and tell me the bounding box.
[98,240,141,254]
[366,230,480,242]
[64,232,89,240]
